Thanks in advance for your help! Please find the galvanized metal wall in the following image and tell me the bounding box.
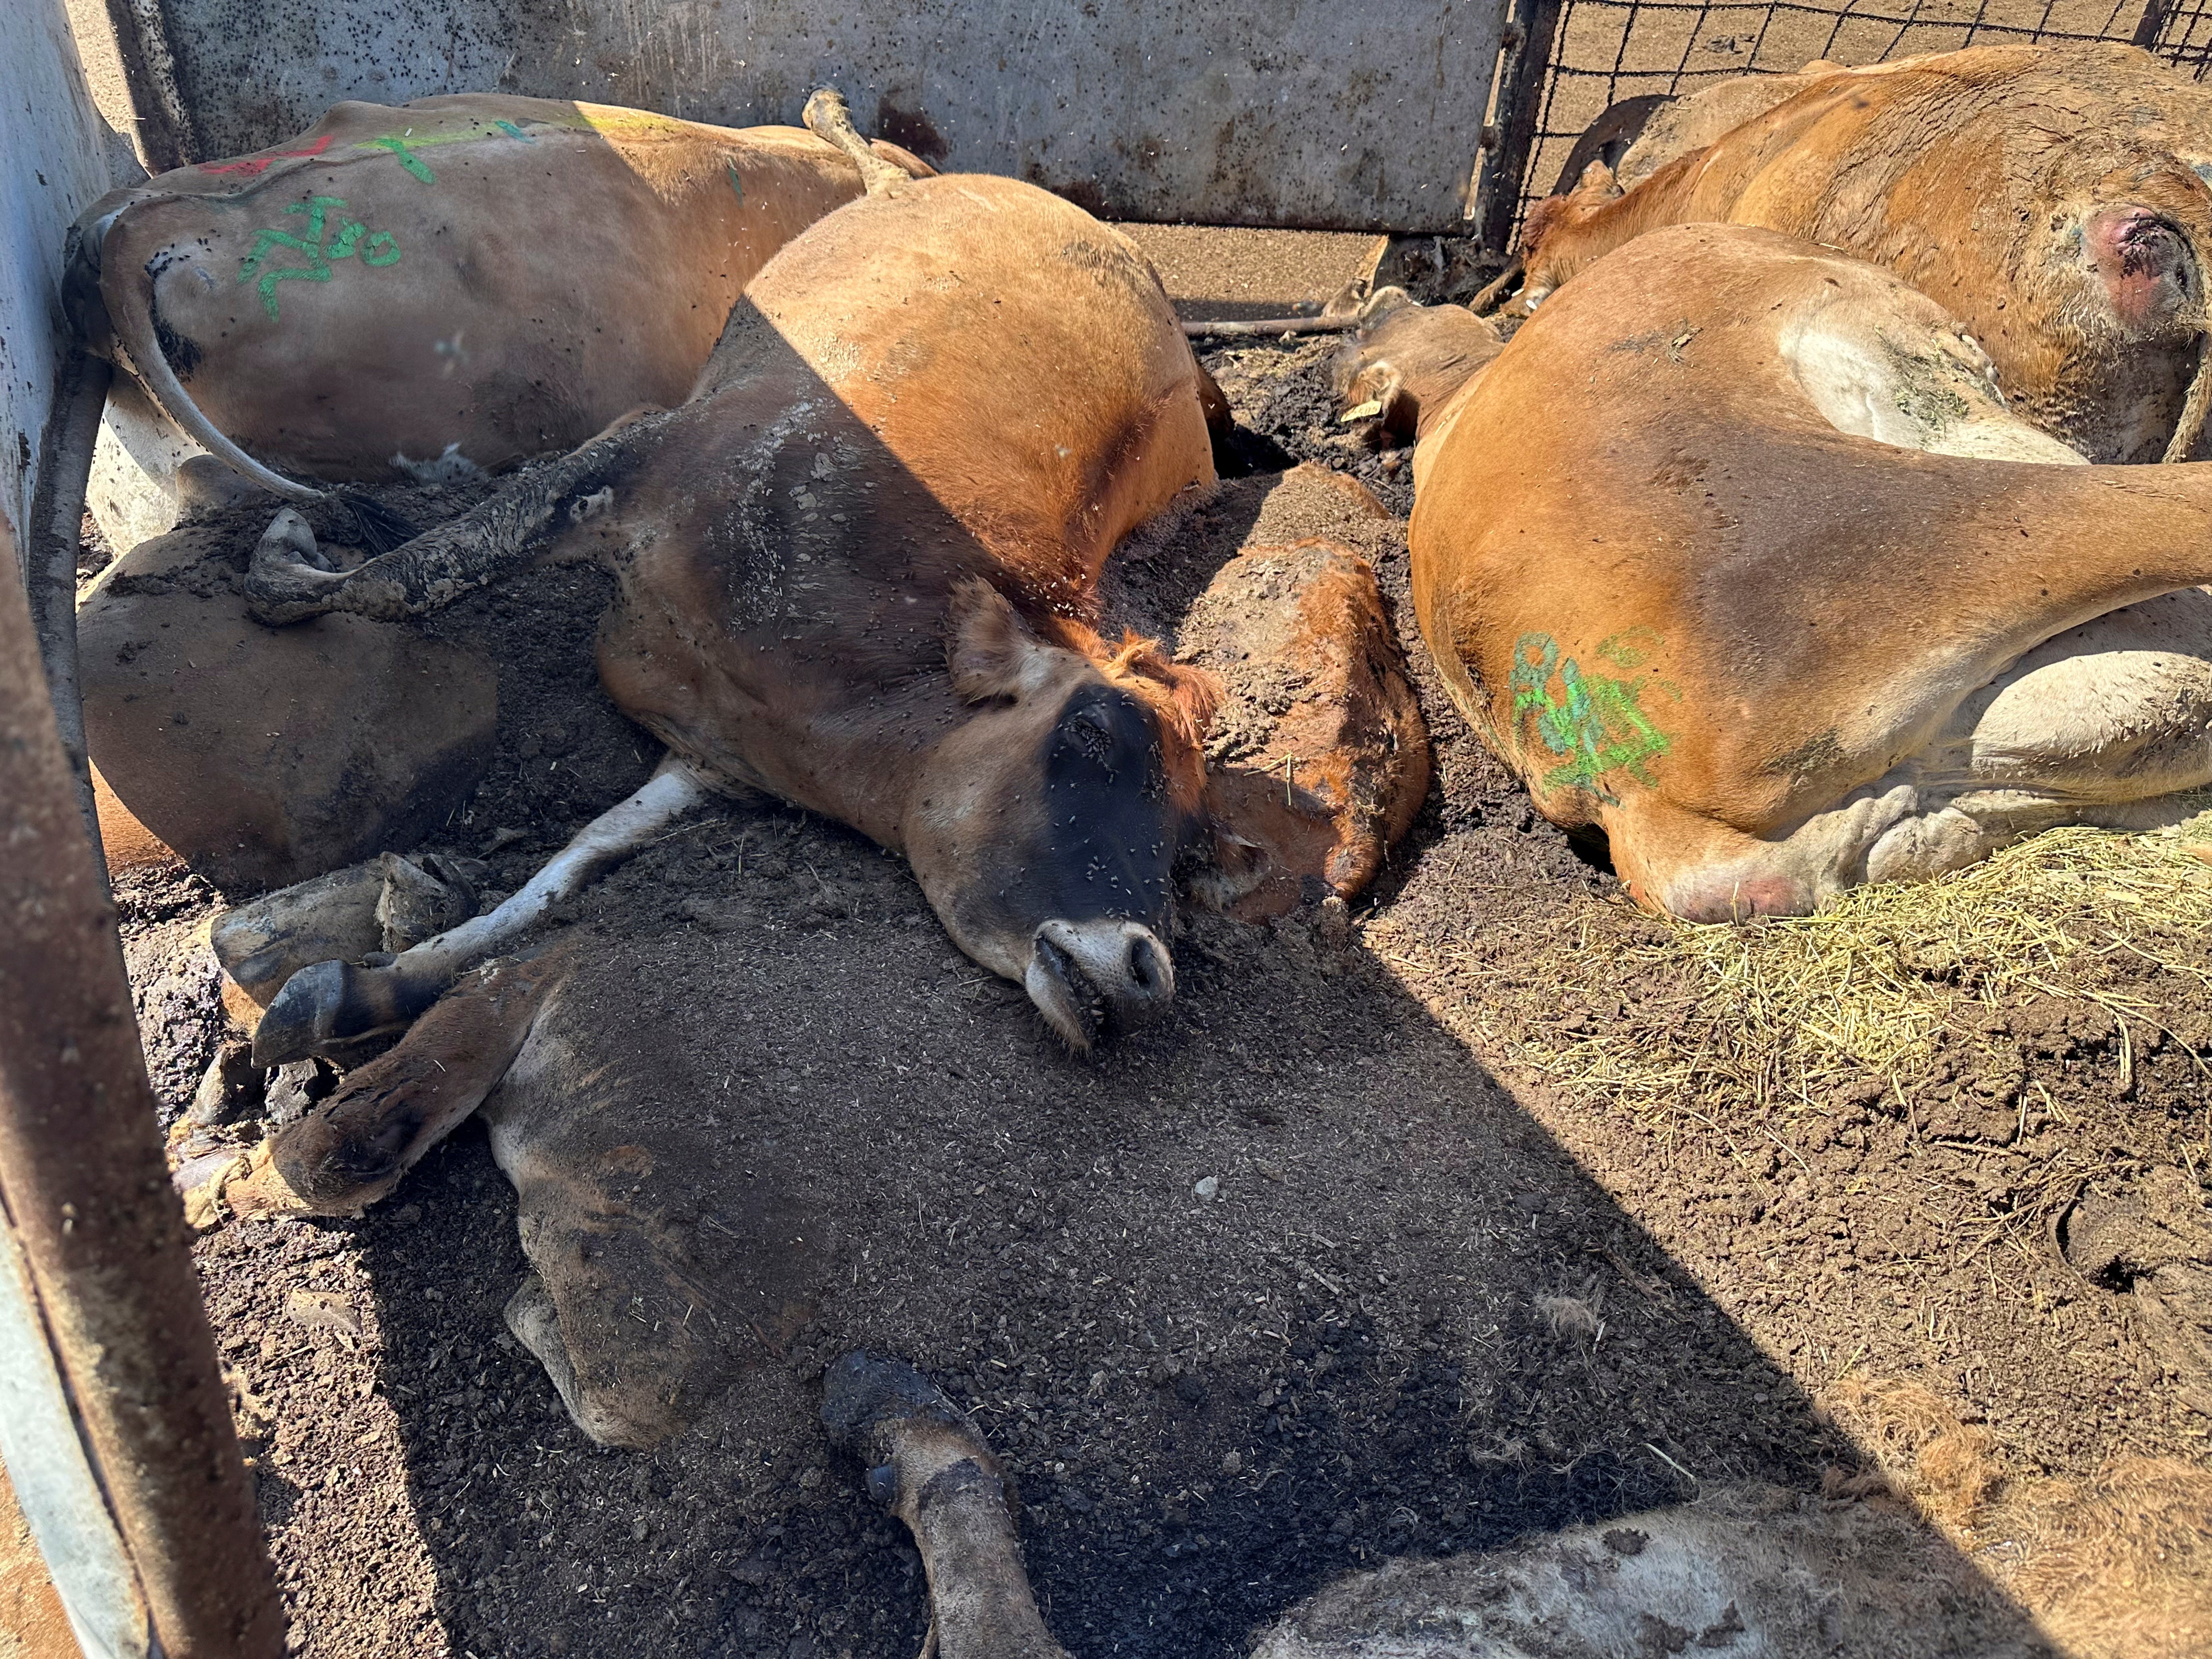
[0,0,112,547]
[146,0,1506,232]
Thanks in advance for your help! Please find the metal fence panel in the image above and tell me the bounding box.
[1518,0,2211,229]
[148,0,1508,233]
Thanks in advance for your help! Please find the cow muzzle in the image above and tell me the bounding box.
[1022,918,1176,1051]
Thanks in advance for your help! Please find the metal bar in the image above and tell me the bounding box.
[1474,0,1571,252]
[1181,315,1361,339]
[0,510,286,1659]
[2136,0,2177,47]
[0,1215,149,1659]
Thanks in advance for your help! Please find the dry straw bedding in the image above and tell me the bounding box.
[1388,815,2212,1119]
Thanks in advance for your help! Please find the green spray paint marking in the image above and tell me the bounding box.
[350,121,539,172]
[1508,627,1676,802]
[238,195,399,319]
[361,135,435,183]
[726,164,744,202]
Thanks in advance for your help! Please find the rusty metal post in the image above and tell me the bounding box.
[1471,0,1568,253]
[0,510,285,1657]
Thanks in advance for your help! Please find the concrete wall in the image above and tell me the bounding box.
[151,0,1505,232]
[0,0,114,551]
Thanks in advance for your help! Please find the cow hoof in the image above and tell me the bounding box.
[172,1142,253,1231]
[822,1351,969,1457]
[172,1139,316,1230]
[245,508,348,625]
[253,956,437,1066]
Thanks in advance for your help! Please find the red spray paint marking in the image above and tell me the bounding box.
[200,132,336,177]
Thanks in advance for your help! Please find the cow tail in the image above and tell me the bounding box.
[2163,208,2212,464]
[2163,329,2212,463]
[801,88,910,197]
[99,230,327,504]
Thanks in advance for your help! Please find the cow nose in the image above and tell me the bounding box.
[1034,917,1176,1003]
[1125,931,1167,999]
[1025,918,1178,1050]
[1075,920,1173,1007]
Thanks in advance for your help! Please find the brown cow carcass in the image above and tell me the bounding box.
[1347,223,2212,919]
[67,94,930,508]
[1517,44,2212,465]
[226,95,1291,1063]
[1538,60,1843,199]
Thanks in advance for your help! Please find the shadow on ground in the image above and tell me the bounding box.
[167,341,2060,1659]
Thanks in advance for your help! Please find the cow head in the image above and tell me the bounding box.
[1516,160,1629,312]
[904,580,1218,1050]
[1331,287,1505,442]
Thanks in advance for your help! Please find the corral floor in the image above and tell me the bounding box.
[1115,225,1380,321]
[111,318,2210,1659]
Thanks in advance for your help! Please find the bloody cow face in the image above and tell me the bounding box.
[902,580,1218,1050]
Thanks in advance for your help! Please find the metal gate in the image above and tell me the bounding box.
[1502,0,2212,241]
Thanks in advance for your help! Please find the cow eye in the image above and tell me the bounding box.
[1060,701,1118,764]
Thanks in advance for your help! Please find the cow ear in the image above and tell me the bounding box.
[948,577,1052,702]
[1104,634,1220,748]
[1573,158,1622,201]
[1152,657,1221,749]
[1182,814,1270,911]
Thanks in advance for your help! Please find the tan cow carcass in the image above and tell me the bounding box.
[1517,44,2212,465]
[1537,60,1844,199]
[67,94,930,504]
[1347,223,2212,920]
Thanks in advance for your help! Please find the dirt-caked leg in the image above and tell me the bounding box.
[243,417,658,624]
[253,756,710,1065]
[823,1353,1073,1659]
[181,944,569,1226]
[800,88,911,198]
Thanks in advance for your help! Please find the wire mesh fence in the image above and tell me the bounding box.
[2154,0,2212,72]
[1517,0,2210,226]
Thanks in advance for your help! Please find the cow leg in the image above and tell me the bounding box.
[253,757,709,1066]
[1605,786,1921,922]
[800,89,911,198]
[1611,588,2212,917]
[244,416,658,624]
[824,1353,1073,1659]
[180,946,567,1227]
[1861,589,2212,878]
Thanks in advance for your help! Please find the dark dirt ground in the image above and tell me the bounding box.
[100,331,2210,1659]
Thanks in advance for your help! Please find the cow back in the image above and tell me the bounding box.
[80,96,901,482]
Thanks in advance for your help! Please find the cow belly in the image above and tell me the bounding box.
[146,231,716,479]
[1916,588,2212,797]
[1861,589,2212,880]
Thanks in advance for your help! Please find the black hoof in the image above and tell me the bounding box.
[252,958,438,1067]
[821,1350,966,1449]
